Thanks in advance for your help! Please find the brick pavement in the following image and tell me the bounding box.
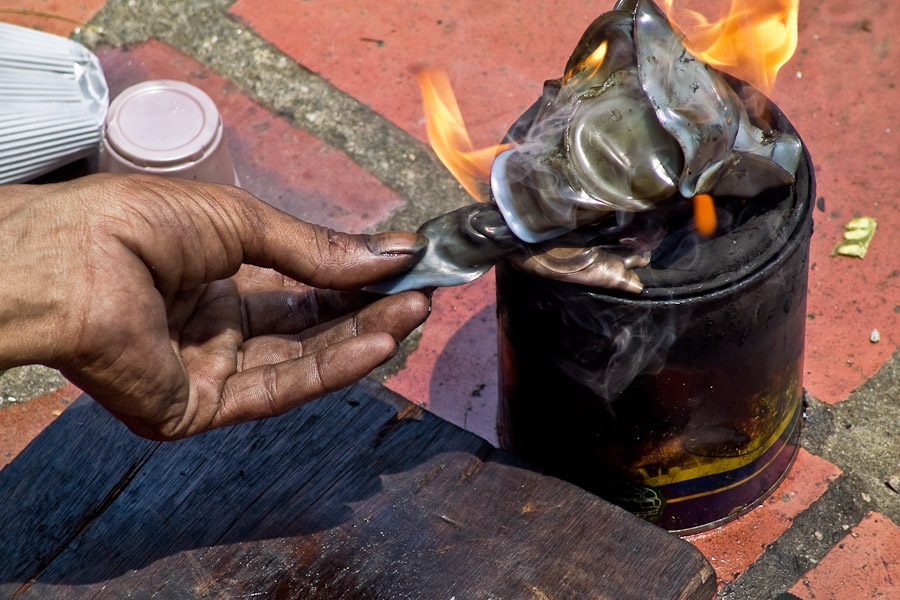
[2,1,899,597]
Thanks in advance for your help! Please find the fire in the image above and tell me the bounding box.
[417,0,801,239]
[664,0,800,236]
[564,40,608,83]
[416,68,509,202]
[692,194,716,237]
[662,0,799,92]
[416,41,608,204]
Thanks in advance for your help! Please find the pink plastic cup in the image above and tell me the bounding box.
[100,80,239,186]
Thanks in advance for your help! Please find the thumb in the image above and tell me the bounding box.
[97,175,429,292]
[255,220,430,290]
[204,183,430,290]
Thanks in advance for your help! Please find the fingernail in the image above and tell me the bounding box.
[367,232,429,256]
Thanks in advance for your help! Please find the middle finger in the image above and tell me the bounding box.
[239,290,430,369]
[240,287,379,337]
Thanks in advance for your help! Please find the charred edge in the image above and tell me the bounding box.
[371,402,424,449]
[457,444,495,484]
[415,464,446,494]
[11,442,162,598]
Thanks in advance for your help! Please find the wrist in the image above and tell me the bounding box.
[0,185,77,369]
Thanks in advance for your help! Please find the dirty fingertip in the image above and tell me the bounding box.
[366,232,429,256]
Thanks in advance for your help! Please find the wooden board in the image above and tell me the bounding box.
[0,379,715,599]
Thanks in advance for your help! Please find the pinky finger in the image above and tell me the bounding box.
[210,332,397,428]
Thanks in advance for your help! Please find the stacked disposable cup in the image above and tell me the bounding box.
[0,22,109,184]
[99,80,239,186]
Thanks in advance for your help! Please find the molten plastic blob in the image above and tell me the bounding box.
[373,0,803,295]
[492,0,802,244]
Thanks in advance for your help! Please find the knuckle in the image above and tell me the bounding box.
[308,227,356,286]
[260,364,281,414]
[316,227,353,261]
[310,352,329,398]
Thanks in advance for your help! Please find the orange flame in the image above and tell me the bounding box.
[693,194,716,236]
[418,2,800,237]
[416,68,509,202]
[663,0,799,92]
[564,40,608,83]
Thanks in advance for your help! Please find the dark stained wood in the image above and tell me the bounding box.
[0,379,716,599]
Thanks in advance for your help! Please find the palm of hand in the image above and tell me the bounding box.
[1,174,429,440]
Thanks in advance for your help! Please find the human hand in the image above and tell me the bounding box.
[0,174,430,440]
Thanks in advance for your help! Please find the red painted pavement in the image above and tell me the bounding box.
[0,384,82,470]
[789,512,900,599]
[686,449,843,588]
[385,272,499,444]
[95,41,405,234]
[772,0,900,404]
[0,0,105,36]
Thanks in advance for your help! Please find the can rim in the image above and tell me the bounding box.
[499,81,815,304]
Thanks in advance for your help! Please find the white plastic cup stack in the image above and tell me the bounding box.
[0,22,109,184]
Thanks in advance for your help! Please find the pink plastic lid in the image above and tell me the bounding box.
[104,80,222,168]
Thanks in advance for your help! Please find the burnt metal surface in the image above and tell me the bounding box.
[491,0,802,246]
[634,97,813,296]
[366,203,521,294]
[495,125,815,532]
[374,0,804,295]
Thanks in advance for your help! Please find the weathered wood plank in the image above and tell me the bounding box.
[1,379,715,599]
[0,396,159,598]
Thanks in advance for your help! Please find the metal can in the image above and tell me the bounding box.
[496,103,814,534]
